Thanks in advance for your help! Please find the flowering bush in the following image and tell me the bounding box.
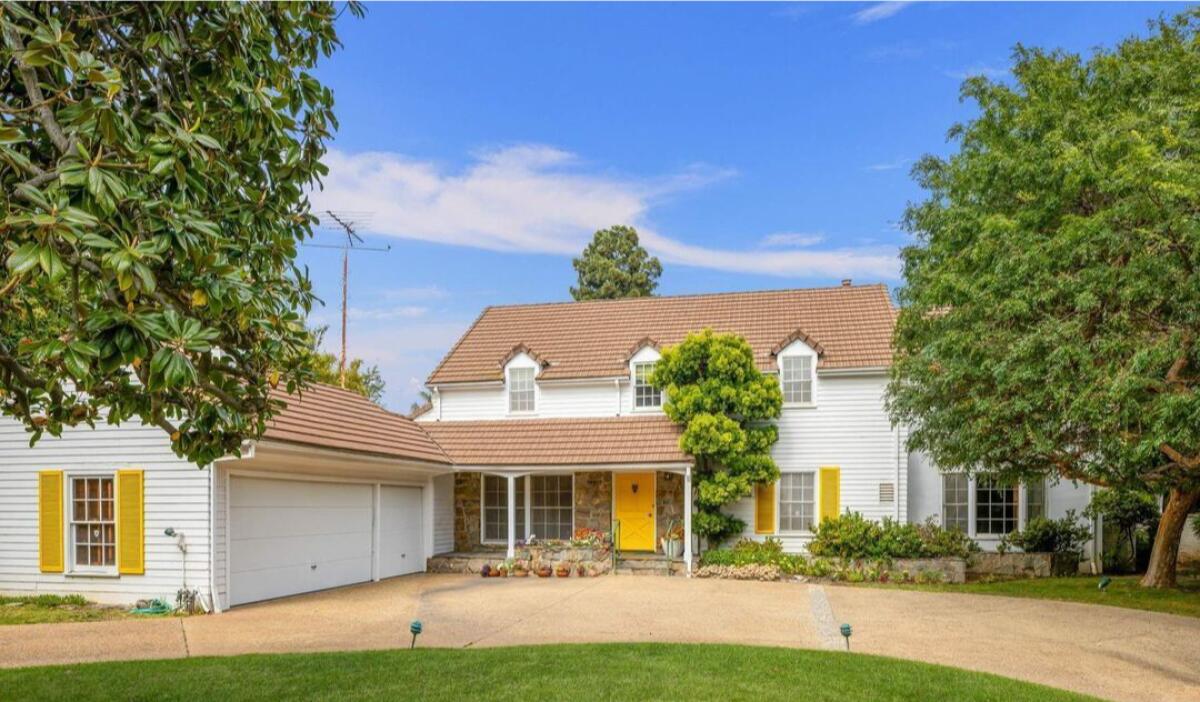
[807,513,978,560]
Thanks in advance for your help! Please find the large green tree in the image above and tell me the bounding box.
[570,225,662,301]
[888,11,1200,588]
[652,329,783,543]
[0,2,356,464]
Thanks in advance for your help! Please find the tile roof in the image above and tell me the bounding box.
[428,284,897,384]
[421,415,687,466]
[263,383,451,465]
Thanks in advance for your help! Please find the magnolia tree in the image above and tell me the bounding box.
[652,329,782,543]
[888,11,1200,588]
[0,2,357,465]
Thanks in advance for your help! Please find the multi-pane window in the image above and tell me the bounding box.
[942,474,969,532]
[482,475,526,542]
[780,356,813,405]
[71,476,115,568]
[530,475,573,540]
[975,477,1017,535]
[778,472,815,532]
[508,367,535,413]
[1025,479,1046,522]
[633,362,662,409]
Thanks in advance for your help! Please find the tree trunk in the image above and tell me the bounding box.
[1140,487,1200,588]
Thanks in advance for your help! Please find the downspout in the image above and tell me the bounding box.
[207,463,220,613]
[895,425,902,521]
[614,379,621,416]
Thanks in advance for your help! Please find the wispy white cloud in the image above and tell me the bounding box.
[852,2,911,25]
[760,232,826,248]
[378,285,449,301]
[309,146,900,281]
[943,64,1010,80]
[773,4,816,21]
[865,157,911,172]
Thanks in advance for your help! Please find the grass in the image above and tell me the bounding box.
[0,594,130,625]
[0,643,1097,701]
[864,574,1200,618]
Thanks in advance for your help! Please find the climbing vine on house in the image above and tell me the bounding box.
[652,329,783,544]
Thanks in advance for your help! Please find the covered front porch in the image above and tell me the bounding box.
[435,465,695,575]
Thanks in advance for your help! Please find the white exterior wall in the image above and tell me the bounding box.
[729,373,906,552]
[0,416,211,605]
[907,450,1098,555]
[432,472,454,554]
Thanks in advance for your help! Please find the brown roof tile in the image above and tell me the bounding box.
[263,383,450,465]
[428,284,896,384]
[422,416,686,466]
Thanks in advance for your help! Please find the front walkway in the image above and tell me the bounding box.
[2,574,1198,702]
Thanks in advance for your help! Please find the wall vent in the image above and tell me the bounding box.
[878,482,896,504]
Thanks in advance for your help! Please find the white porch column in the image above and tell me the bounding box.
[683,464,693,576]
[506,474,517,559]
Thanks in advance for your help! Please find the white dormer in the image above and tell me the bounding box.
[627,341,663,412]
[773,331,820,409]
[501,345,544,415]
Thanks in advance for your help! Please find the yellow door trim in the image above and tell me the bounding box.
[613,471,656,551]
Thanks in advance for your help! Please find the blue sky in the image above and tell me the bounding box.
[301,1,1187,409]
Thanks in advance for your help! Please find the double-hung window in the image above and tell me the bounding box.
[975,477,1017,536]
[508,367,535,413]
[482,475,526,542]
[941,474,969,532]
[70,475,116,571]
[780,356,813,405]
[778,472,815,532]
[482,475,574,542]
[633,362,661,409]
[1025,479,1046,522]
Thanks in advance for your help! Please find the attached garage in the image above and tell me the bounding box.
[216,384,454,609]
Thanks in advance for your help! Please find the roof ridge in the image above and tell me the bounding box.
[478,283,890,312]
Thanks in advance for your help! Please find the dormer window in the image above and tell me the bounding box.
[633,362,661,409]
[780,355,813,405]
[508,367,535,413]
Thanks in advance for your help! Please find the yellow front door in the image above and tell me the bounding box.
[615,472,655,551]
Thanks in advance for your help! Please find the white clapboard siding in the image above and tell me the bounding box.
[729,374,907,553]
[0,416,211,605]
[432,472,454,555]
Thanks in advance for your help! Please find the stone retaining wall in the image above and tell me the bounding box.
[968,552,1077,578]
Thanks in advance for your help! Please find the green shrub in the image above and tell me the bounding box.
[699,538,808,574]
[807,513,978,560]
[999,511,1092,556]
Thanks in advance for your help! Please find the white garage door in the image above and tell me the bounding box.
[229,477,373,606]
[379,486,424,579]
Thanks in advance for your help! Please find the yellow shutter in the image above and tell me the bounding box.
[38,471,64,573]
[116,470,144,575]
[819,466,841,522]
[755,482,776,534]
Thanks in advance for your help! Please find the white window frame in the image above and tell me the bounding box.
[529,474,575,541]
[480,474,575,543]
[67,472,118,575]
[777,471,816,533]
[974,477,1018,536]
[507,366,536,415]
[941,473,970,532]
[632,361,662,410]
[1024,479,1047,523]
[777,341,817,408]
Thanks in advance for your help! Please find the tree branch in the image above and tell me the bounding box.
[2,24,70,153]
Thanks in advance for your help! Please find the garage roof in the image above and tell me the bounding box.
[264,383,451,465]
[427,284,897,384]
[421,415,686,467]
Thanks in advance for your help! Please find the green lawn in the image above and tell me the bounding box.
[866,574,1200,618]
[0,643,1096,701]
[0,594,130,625]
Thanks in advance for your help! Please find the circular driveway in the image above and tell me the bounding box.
[2,574,1198,702]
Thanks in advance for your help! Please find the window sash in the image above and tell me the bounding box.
[1025,480,1046,522]
[778,472,815,532]
[69,476,116,569]
[780,356,813,404]
[942,474,969,532]
[530,475,573,540]
[482,475,526,542]
[633,362,661,408]
[975,478,1017,535]
[508,368,535,413]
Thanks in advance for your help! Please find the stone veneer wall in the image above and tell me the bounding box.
[655,471,684,554]
[454,472,482,552]
[574,471,612,534]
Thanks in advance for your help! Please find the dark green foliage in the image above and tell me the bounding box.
[999,512,1093,557]
[306,326,385,404]
[570,225,662,301]
[699,538,808,574]
[0,2,356,464]
[1085,489,1159,571]
[652,329,783,542]
[807,513,979,560]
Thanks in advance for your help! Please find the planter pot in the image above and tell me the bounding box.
[536,566,553,578]
[480,565,492,578]
[576,564,587,577]
[660,538,683,559]
[555,566,571,578]
[512,569,528,578]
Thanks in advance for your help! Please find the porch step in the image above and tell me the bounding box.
[613,554,694,577]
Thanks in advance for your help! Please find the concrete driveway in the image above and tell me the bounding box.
[2,574,1198,702]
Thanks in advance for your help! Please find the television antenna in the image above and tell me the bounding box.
[304,210,391,388]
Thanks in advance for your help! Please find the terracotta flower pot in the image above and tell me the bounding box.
[536,566,552,578]
[555,566,571,578]
[512,569,528,578]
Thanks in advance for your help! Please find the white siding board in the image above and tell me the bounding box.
[432,473,454,554]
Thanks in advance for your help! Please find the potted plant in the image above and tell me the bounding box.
[555,562,571,577]
[511,560,529,577]
[660,520,685,559]
[576,563,587,577]
[536,564,553,578]
[480,564,492,578]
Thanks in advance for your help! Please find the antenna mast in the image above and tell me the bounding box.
[310,210,389,388]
